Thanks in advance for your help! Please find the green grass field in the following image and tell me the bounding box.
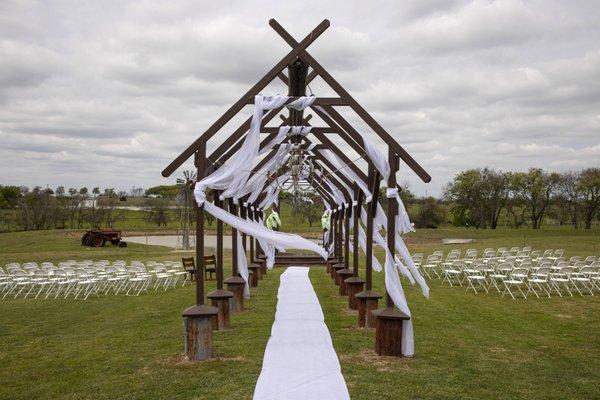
[0,227,599,399]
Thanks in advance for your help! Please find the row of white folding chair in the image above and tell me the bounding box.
[452,261,599,299]
[1,263,185,299]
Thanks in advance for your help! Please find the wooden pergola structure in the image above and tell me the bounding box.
[162,19,430,361]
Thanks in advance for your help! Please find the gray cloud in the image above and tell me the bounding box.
[0,0,599,195]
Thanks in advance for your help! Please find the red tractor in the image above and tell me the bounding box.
[81,229,127,248]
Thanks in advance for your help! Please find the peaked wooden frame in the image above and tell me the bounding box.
[168,20,429,361]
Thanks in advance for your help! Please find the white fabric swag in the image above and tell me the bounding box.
[318,149,373,203]
[193,94,323,292]
[194,189,327,261]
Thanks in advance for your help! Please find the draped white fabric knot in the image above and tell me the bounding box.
[386,187,398,198]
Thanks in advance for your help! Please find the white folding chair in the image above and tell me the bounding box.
[549,266,575,297]
[502,268,529,300]
[527,266,551,298]
[465,263,488,293]
[422,254,441,279]
[488,262,511,293]
[571,266,595,296]
[441,260,463,287]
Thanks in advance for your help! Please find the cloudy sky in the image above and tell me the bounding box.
[1,0,599,196]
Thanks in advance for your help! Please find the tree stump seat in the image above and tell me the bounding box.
[344,276,365,309]
[337,269,353,295]
[332,263,346,285]
[224,276,246,312]
[372,307,411,357]
[355,290,382,328]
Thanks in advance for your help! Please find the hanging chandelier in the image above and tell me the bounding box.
[276,143,314,193]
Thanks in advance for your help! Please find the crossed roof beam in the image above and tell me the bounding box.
[163,19,430,184]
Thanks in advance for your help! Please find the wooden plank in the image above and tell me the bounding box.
[162,19,331,177]
[352,186,363,276]
[262,126,332,134]
[386,149,398,307]
[277,72,289,85]
[208,107,282,163]
[228,198,238,275]
[214,190,224,290]
[243,96,350,106]
[194,145,206,305]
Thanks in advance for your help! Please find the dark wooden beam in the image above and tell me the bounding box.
[262,126,332,134]
[386,149,398,307]
[194,145,206,305]
[208,107,283,163]
[244,96,350,106]
[277,72,289,85]
[214,190,224,290]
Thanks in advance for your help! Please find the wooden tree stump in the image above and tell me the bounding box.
[248,264,260,286]
[345,277,365,310]
[326,258,339,275]
[224,276,246,312]
[355,290,382,328]
[372,307,411,357]
[337,269,353,295]
[206,289,234,330]
[332,263,345,285]
[257,260,266,278]
[182,304,218,361]
[330,260,342,279]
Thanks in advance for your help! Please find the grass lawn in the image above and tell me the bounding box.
[0,227,599,399]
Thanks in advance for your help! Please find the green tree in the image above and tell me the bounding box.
[412,197,446,228]
[510,168,560,229]
[146,185,179,198]
[444,168,508,228]
[147,206,170,227]
[578,167,600,229]
[0,186,21,209]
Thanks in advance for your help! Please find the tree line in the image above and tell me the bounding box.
[444,167,600,229]
[0,176,209,232]
[0,186,127,231]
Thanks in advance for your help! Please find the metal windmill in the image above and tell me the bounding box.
[176,170,197,250]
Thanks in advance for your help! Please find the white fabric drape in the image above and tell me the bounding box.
[237,144,291,203]
[259,126,291,156]
[194,188,327,269]
[236,230,250,298]
[318,149,373,203]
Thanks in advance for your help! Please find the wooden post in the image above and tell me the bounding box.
[183,145,218,361]
[239,199,247,252]
[337,204,343,261]
[206,191,234,330]
[287,57,308,133]
[356,167,382,328]
[248,207,255,261]
[254,205,267,276]
[224,199,246,312]
[338,204,353,296]
[345,185,365,310]
[373,150,411,356]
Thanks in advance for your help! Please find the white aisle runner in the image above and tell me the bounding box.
[253,267,350,400]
